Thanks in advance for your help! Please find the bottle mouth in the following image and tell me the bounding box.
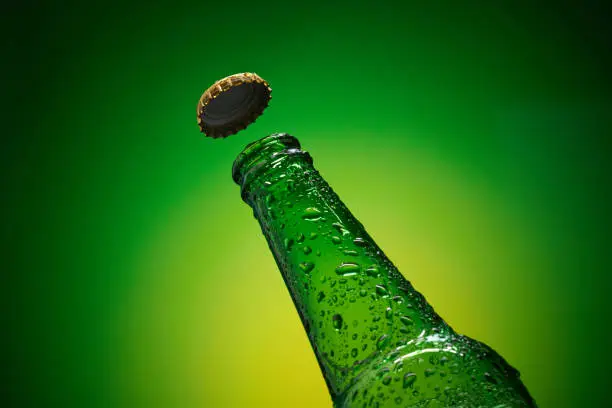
[232,132,303,186]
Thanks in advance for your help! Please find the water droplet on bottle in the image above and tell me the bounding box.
[332,222,350,235]
[299,262,314,273]
[403,373,417,388]
[335,262,360,276]
[376,334,389,350]
[359,289,367,297]
[385,307,393,319]
[375,285,388,296]
[296,233,305,242]
[317,291,325,302]
[399,316,413,326]
[302,207,323,220]
[424,368,436,377]
[332,314,343,330]
[365,265,380,277]
[303,246,312,254]
[284,238,294,251]
[353,237,368,247]
[343,249,359,256]
[309,232,318,240]
[394,396,403,405]
[331,236,342,244]
[382,375,392,386]
[377,368,390,378]
[351,348,358,358]
[484,372,498,384]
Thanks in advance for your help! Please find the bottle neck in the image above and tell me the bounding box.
[232,134,450,400]
[232,133,313,204]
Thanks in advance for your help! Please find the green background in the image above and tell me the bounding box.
[4,1,611,407]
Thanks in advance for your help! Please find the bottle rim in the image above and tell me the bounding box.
[231,132,302,186]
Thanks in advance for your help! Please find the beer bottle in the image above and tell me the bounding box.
[232,132,536,407]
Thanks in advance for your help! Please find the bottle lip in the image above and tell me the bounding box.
[232,132,302,186]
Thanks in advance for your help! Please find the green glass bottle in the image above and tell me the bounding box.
[232,133,536,407]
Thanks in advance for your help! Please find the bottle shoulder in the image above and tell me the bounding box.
[335,333,536,408]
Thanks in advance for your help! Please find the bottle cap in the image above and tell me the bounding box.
[196,72,272,138]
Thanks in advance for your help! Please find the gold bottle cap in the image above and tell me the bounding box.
[196,72,272,138]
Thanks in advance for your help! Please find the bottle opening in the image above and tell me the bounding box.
[232,132,303,186]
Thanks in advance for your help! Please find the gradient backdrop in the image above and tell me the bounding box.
[4,1,611,407]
